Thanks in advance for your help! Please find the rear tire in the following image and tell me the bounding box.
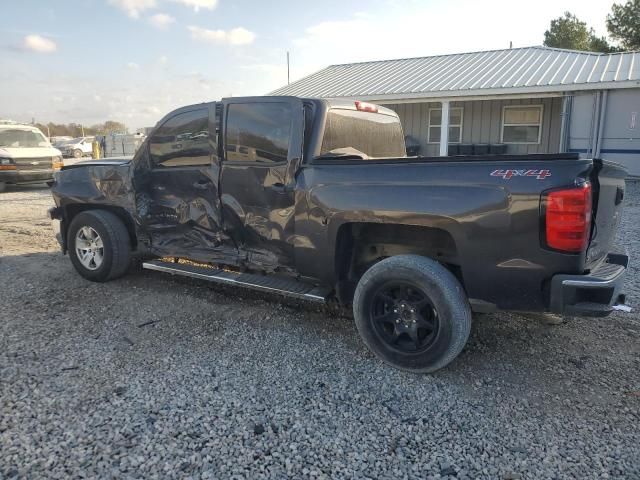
[353,255,471,373]
[68,210,131,282]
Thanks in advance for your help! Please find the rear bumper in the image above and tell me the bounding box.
[550,250,629,317]
[0,170,53,185]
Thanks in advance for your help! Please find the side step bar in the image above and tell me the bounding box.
[142,260,330,303]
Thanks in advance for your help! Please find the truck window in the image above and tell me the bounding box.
[149,109,210,168]
[225,103,291,163]
[320,109,406,159]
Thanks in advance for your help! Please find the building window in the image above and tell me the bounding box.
[502,105,543,144]
[428,107,463,144]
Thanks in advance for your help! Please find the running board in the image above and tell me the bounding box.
[142,260,330,303]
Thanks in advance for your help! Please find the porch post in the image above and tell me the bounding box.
[439,100,450,156]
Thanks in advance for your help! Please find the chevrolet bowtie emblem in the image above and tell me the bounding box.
[30,161,39,165]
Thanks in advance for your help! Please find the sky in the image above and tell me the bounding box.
[0,0,615,130]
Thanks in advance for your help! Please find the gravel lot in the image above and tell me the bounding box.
[1,182,639,479]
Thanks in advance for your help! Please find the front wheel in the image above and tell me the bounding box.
[353,255,471,373]
[73,149,83,158]
[68,210,131,282]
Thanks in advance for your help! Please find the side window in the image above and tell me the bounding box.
[149,109,210,168]
[225,102,291,163]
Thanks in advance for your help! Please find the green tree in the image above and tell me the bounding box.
[607,0,640,50]
[544,12,616,53]
[32,120,128,138]
[99,120,128,135]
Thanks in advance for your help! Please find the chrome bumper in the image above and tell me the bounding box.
[550,250,629,317]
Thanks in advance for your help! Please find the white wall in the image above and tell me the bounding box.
[569,89,640,176]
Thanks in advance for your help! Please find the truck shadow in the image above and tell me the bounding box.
[0,183,50,194]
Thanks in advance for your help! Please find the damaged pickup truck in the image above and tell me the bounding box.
[49,96,629,372]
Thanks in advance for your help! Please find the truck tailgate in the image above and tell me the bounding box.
[587,160,628,267]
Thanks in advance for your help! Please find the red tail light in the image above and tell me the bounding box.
[543,183,592,253]
[355,101,378,113]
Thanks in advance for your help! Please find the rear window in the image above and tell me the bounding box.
[320,108,405,159]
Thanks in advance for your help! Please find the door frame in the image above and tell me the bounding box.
[132,102,239,263]
[218,96,304,270]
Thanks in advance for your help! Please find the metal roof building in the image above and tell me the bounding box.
[272,46,640,175]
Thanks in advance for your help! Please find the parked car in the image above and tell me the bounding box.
[0,121,62,192]
[51,136,73,145]
[59,136,95,158]
[49,97,629,372]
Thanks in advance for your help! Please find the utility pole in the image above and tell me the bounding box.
[81,124,85,136]
[287,51,290,85]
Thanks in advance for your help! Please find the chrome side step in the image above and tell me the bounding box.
[142,260,330,303]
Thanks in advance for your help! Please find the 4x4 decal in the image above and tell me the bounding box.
[491,169,551,180]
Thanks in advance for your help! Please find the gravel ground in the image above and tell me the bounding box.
[1,182,639,479]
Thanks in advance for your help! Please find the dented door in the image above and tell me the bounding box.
[134,103,235,261]
[219,97,303,270]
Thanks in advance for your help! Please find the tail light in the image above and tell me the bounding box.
[355,101,378,113]
[542,183,592,253]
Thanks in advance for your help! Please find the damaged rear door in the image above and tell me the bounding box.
[136,103,236,262]
[219,97,303,270]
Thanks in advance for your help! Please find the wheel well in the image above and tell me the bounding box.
[334,223,460,304]
[64,204,137,249]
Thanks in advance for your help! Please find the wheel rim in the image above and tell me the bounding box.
[75,226,104,271]
[369,281,440,353]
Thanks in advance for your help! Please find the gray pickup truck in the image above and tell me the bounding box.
[49,96,629,372]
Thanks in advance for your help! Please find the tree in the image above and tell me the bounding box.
[589,35,620,53]
[607,0,640,50]
[32,120,128,138]
[101,120,128,135]
[544,12,617,53]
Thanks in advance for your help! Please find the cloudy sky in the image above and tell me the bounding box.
[1,0,613,130]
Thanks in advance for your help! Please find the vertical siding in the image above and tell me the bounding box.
[386,96,563,156]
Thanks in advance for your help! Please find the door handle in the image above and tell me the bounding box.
[267,182,290,194]
[193,180,212,190]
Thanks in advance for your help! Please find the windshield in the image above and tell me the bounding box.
[320,108,406,159]
[0,129,48,148]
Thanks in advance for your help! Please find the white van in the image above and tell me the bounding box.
[0,121,62,192]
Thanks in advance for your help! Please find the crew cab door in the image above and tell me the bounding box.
[135,104,235,261]
[219,97,303,270]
